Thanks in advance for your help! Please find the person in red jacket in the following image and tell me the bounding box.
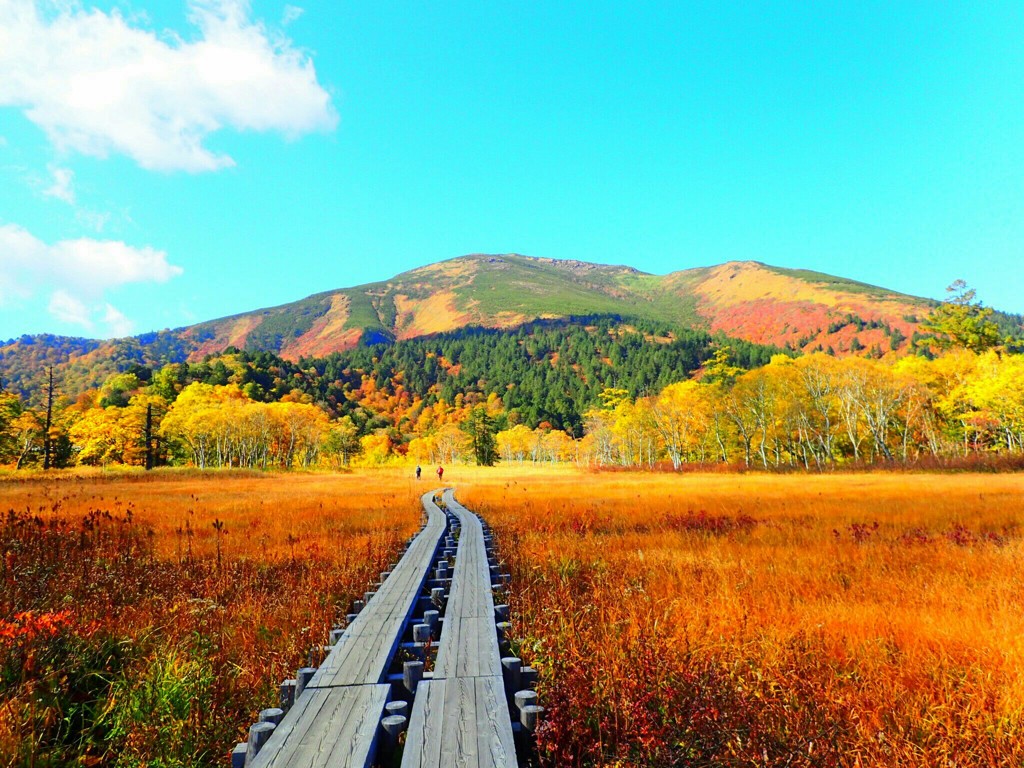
[437,466,444,482]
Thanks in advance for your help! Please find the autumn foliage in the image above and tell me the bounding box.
[458,468,1024,767]
[0,470,421,765]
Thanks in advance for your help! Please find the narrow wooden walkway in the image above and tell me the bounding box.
[247,491,447,768]
[401,489,516,768]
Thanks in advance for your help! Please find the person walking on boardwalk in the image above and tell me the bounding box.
[437,466,444,482]
[416,464,421,480]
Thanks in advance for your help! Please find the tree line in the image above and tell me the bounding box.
[1,287,1020,471]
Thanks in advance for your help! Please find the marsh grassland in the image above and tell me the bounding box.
[0,470,421,766]
[458,470,1024,767]
[2,467,1022,766]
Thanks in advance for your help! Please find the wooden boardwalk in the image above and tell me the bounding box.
[246,491,447,768]
[401,489,516,768]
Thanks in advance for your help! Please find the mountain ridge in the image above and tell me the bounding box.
[0,253,995,402]
[175,254,936,360]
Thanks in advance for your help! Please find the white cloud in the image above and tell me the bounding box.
[282,5,303,25]
[102,303,134,337]
[76,209,113,233]
[0,223,182,295]
[48,289,92,328]
[0,222,182,336]
[43,166,75,203]
[0,0,337,172]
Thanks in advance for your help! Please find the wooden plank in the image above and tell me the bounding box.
[248,684,390,768]
[403,676,515,768]
[402,679,445,768]
[439,676,479,767]
[402,491,517,768]
[475,676,517,768]
[310,490,446,688]
[433,617,501,679]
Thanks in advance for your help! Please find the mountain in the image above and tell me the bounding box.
[184,254,933,357]
[0,254,989,401]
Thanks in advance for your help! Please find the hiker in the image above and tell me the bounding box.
[415,465,421,480]
[437,466,444,482]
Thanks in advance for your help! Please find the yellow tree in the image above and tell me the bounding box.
[160,383,234,468]
[540,429,575,463]
[965,352,1024,452]
[611,399,659,468]
[69,406,141,466]
[649,381,713,470]
[496,424,534,463]
[10,411,42,469]
[583,408,616,466]
[357,432,393,466]
[792,353,844,465]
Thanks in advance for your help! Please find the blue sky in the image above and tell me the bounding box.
[1,1,1022,340]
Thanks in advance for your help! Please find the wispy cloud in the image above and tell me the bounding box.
[43,166,75,203]
[48,289,92,329]
[102,303,134,337]
[76,209,113,233]
[282,5,304,25]
[0,0,337,173]
[0,222,182,337]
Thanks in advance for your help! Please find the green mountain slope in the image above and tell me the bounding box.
[5,253,1016,403]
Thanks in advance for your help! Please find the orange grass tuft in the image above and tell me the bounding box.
[455,468,1024,767]
[0,468,425,765]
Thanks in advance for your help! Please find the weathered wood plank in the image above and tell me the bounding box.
[248,684,390,768]
[402,679,445,768]
[309,490,446,688]
[475,676,517,767]
[433,616,502,678]
[402,491,516,768]
[403,676,515,768]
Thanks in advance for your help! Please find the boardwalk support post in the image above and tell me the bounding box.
[521,666,538,689]
[259,707,284,726]
[295,667,316,698]
[514,689,538,715]
[520,704,545,733]
[279,679,296,711]
[380,714,408,756]
[245,722,275,764]
[423,609,439,637]
[404,660,424,693]
[413,623,431,643]
[501,657,522,693]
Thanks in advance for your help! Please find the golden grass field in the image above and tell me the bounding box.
[2,466,1023,766]
[454,468,1024,767]
[0,469,423,765]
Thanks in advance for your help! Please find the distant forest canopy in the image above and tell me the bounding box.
[1,316,779,423]
[2,287,1023,471]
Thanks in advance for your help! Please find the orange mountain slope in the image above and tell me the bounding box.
[1,255,956,400]
[175,254,937,361]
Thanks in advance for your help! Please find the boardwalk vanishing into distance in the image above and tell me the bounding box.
[233,489,539,768]
[401,489,516,767]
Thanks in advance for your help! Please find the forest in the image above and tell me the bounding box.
[1,290,1022,472]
